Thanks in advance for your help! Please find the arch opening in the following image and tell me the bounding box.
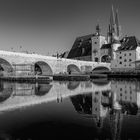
[34,61,53,76]
[67,64,80,74]
[101,55,111,63]
[0,58,13,76]
[92,66,110,74]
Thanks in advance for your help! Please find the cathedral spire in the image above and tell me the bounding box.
[107,24,111,43]
[110,5,115,33]
[115,9,121,39]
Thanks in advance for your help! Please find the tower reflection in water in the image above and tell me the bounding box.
[70,79,140,140]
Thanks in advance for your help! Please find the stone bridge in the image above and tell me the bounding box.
[0,50,110,76]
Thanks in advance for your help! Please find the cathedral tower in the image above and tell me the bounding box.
[108,5,121,60]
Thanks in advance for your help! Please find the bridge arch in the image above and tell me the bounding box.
[92,66,110,74]
[0,58,13,76]
[34,61,53,76]
[67,64,80,74]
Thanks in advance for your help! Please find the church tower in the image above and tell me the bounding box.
[115,9,121,39]
[108,5,121,60]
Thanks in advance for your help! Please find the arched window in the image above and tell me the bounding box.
[95,57,99,62]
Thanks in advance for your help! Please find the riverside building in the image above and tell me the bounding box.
[111,36,140,72]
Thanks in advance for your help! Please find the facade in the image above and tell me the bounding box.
[111,36,140,72]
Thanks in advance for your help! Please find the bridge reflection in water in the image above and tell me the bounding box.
[0,80,111,111]
[0,80,140,139]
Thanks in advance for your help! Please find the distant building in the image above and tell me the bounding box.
[60,51,69,58]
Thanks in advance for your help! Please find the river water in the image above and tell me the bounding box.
[0,79,140,140]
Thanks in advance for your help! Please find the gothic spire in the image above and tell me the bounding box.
[110,5,115,33]
[107,24,111,43]
[115,9,121,38]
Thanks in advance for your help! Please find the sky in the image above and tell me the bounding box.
[0,0,139,55]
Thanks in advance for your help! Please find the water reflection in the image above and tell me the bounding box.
[35,83,52,96]
[0,81,13,102]
[67,81,80,90]
[0,80,140,139]
[71,79,140,140]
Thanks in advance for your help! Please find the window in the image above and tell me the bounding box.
[120,56,122,59]
[94,42,97,44]
[95,57,99,62]
[95,92,98,95]
[120,62,122,64]
[124,59,127,62]
[124,53,126,56]
[129,59,132,62]
[129,53,131,56]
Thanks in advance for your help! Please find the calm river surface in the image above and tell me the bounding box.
[0,79,140,140]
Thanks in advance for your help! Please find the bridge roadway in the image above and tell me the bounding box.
[0,81,111,112]
[0,50,110,76]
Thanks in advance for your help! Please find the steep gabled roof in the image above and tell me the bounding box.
[67,34,95,58]
[101,43,111,49]
[117,36,140,51]
[71,34,95,50]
